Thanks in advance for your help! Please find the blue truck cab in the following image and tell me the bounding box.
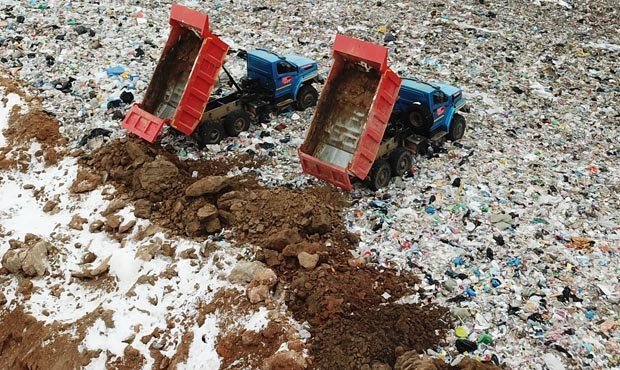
[246,49,320,110]
[393,78,468,141]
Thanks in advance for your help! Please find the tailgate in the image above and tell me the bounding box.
[122,105,167,143]
[299,152,353,190]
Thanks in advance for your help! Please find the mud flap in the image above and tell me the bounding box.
[299,151,352,190]
[121,105,167,143]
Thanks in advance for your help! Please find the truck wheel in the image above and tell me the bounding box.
[295,84,318,111]
[448,113,466,141]
[224,110,251,137]
[404,105,433,134]
[389,148,413,176]
[368,159,392,191]
[197,121,225,146]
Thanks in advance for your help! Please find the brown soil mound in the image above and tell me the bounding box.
[0,307,91,370]
[83,138,264,236]
[312,304,450,369]
[216,322,287,369]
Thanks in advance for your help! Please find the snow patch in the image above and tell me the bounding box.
[0,91,24,147]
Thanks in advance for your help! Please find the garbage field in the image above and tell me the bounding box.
[0,1,619,369]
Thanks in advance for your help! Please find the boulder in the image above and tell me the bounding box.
[228,261,266,284]
[197,204,218,219]
[21,241,50,277]
[1,249,23,274]
[185,176,229,197]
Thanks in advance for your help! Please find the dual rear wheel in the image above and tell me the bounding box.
[367,148,413,191]
[196,109,251,146]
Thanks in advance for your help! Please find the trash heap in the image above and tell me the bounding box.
[1,0,618,369]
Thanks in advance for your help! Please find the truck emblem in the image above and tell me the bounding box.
[282,76,293,84]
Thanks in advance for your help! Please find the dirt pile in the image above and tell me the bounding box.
[0,87,65,170]
[213,180,451,368]
[82,138,263,236]
[394,353,501,370]
[0,307,92,370]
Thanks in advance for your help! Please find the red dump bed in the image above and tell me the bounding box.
[298,34,402,190]
[122,4,229,142]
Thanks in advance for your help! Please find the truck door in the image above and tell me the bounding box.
[274,61,297,101]
[431,90,449,130]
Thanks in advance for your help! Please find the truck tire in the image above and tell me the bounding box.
[295,84,318,111]
[368,159,392,191]
[389,147,413,176]
[224,109,251,137]
[448,113,466,141]
[404,104,433,134]
[196,121,225,146]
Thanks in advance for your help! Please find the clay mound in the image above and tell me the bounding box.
[0,307,91,369]
[311,303,451,369]
[287,264,419,326]
[83,139,263,236]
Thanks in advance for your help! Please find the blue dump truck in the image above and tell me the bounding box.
[299,35,467,191]
[123,4,320,145]
[369,79,468,189]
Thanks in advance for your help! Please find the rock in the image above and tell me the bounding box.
[135,240,161,261]
[263,350,307,370]
[250,268,278,288]
[178,248,198,259]
[106,215,122,230]
[21,241,50,277]
[1,249,23,274]
[70,170,101,193]
[101,199,127,216]
[136,157,179,193]
[185,176,229,196]
[308,213,331,234]
[71,256,111,279]
[263,249,282,267]
[68,214,87,230]
[264,228,301,251]
[298,252,319,269]
[119,220,136,233]
[82,252,97,264]
[126,141,146,160]
[42,200,57,213]
[0,291,6,306]
[17,279,34,296]
[89,220,104,233]
[133,199,152,218]
[282,242,324,258]
[348,257,366,268]
[197,203,218,219]
[228,261,266,284]
[248,285,270,304]
[205,217,222,233]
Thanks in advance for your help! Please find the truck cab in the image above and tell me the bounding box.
[246,49,320,110]
[394,79,467,141]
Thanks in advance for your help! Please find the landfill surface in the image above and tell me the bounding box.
[1,1,619,369]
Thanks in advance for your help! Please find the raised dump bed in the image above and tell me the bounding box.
[298,34,402,190]
[122,4,228,142]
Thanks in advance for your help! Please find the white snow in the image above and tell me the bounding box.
[242,306,270,331]
[178,315,221,370]
[0,91,24,147]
